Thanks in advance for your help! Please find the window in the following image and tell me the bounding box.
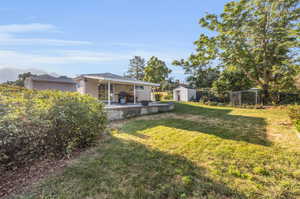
[136,85,144,90]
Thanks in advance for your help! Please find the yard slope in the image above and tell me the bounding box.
[14,103,300,199]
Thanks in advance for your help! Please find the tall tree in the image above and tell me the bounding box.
[173,56,220,88]
[212,66,253,94]
[126,56,145,80]
[186,67,219,88]
[174,0,300,104]
[144,56,172,84]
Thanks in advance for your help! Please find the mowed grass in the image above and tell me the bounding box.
[15,103,300,199]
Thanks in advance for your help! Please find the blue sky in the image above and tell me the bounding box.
[0,0,230,81]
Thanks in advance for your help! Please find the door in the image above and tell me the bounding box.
[176,91,180,101]
[98,83,114,101]
[98,84,107,101]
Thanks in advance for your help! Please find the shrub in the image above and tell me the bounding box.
[152,92,162,101]
[0,85,107,171]
[288,105,300,132]
[153,92,173,101]
[163,92,173,100]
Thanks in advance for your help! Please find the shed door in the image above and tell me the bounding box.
[176,90,180,101]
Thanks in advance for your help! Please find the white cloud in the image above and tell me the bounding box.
[0,50,129,66]
[0,23,57,33]
[0,49,186,81]
[0,35,92,46]
[0,49,181,67]
[0,23,91,46]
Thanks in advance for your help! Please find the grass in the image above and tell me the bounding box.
[14,103,300,199]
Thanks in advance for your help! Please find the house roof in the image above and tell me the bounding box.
[76,73,160,87]
[29,74,76,84]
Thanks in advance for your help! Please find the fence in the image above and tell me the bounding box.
[230,89,300,106]
[230,89,261,106]
[196,89,230,103]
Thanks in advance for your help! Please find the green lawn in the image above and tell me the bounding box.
[16,103,300,199]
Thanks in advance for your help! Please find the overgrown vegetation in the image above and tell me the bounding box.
[0,85,107,171]
[15,103,300,199]
[173,0,300,104]
[288,105,300,132]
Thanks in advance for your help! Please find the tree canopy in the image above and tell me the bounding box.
[144,56,172,84]
[125,56,146,80]
[212,66,253,94]
[174,0,300,103]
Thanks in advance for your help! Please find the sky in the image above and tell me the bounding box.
[0,0,230,82]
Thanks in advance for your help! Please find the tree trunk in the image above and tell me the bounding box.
[262,84,270,105]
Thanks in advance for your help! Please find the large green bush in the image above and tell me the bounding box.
[288,105,300,132]
[0,85,107,171]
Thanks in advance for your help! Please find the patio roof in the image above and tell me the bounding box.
[76,73,160,87]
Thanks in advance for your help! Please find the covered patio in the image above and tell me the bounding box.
[75,73,160,105]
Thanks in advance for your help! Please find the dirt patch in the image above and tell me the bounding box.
[0,133,110,199]
[0,158,68,198]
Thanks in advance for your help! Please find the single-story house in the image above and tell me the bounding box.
[24,75,77,92]
[173,85,196,102]
[74,73,160,105]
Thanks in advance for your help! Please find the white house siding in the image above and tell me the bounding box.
[26,80,76,92]
[81,78,99,98]
[136,86,151,101]
[173,86,188,102]
[24,78,33,89]
[76,79,85,94]
[76,78,152,102]
[173,86,196,102]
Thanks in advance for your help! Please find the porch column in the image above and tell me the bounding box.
[134,83,136,104]
[108,81,111,105]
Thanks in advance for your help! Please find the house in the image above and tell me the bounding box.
[74,73,160,104]
[173,85,196,102]
[24,75,76,92]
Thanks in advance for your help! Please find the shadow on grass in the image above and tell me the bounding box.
[26,135,246,199]
[173,102,261,121]
[122,103,270,146]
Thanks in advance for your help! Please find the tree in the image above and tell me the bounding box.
[144,56,172,84]
[3,72,34,87]
[173,58,220,89]
[160,77,180,91]
[186,67,219,88]
[212,66,253,94]
[125,56,145,80]
[175,0,300,104]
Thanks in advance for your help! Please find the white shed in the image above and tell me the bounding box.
[173,85,196,102]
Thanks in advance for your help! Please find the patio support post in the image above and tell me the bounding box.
[255,90,258,105]
[134,83,136,104]
[108,80,111,105]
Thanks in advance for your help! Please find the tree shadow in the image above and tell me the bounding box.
[173,102,261,121]
[122,103,270,146]
[34,135,246,199]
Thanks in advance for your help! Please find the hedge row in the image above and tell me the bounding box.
[0,85,107,171]
[288,105,300,132]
